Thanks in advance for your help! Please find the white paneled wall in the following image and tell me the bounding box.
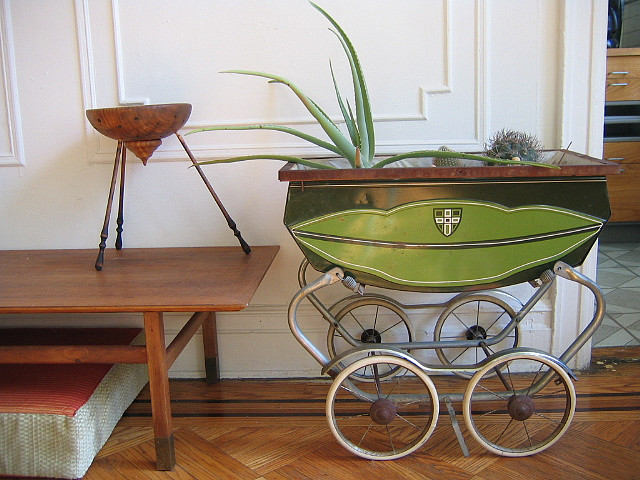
[0,1,607,376]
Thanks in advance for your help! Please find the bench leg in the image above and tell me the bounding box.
[202,312,220,383]
[144,311,176,470]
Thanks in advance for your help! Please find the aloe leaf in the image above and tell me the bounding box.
[329,30,374,167]
[311,2,375,166]
[329,32,371,167]
[222,70,356,164]
[196,154,336,169]
[185,124,343,156]
[372,151,560,169]
[330,61,360,148]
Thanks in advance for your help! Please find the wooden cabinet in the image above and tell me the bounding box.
[603,142,640,222]
[606,54,640,102]
[605,48,640,223]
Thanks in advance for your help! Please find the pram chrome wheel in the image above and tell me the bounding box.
[434,294,519,378]
[327,297,414,381]
[326,354,439,460]
[463,352,576,456]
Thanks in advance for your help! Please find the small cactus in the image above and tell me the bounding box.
[485,129,541,164]
[433,146,461,167]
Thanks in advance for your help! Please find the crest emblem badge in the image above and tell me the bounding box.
[434,208,462,237]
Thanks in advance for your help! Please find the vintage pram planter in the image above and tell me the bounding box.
[281,150,621,460]
[281,150,613,292]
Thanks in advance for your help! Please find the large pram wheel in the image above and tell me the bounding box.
[434,293,519,378]
[327,296,414,382]
[326,354,439,460]
[462,352,576,456]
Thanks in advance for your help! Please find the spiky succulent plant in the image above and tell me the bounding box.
[485,129,542,164]
[433,146,461,167]
[188,3,555,170]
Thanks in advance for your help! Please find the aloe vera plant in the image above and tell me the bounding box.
[187,2,554,170]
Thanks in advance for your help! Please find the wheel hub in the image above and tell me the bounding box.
[466,325,488,341]
[508,394,535,421]
[369,398,397,425]
[361,328,382,343]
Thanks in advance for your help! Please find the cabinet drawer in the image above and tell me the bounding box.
[606,56,640,101]
[608,163,640,222]
[604,141,640,164]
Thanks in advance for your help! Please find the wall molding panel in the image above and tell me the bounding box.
[110,0,149,106]
[75,0,490,163]
[0,0,24,167]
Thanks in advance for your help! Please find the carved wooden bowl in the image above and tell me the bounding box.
[86,103,192,164]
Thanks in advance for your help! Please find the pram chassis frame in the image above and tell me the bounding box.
[282,152,615,459]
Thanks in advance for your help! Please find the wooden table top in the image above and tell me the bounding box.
[0,246,278,314]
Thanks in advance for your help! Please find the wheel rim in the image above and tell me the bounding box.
[434,297,518,378]
[463,353,576,456]
[328,298,413,381]
[326,355,439,460]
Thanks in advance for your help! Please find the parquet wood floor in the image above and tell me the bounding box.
[63,348,640,479]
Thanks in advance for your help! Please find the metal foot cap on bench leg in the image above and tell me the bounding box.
[154,434,176,470]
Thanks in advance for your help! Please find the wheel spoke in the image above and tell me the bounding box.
[452,311,472,331]
[533,411,562,424]
[348,311,367,333]
[397,398,428,409]
[496,418,514,443]
[379,319,403,335]
[373,363,383,398]
[478,406,504,417]
[373,306,379,331]
[504,360,516,392]
[477,380,512,401]
[337,412,370,421]
[526,362,546,396]
[384,368,409,400]
[337,382,359,397]
[523,420,533,448]
[450,348,468,363]
[357,422,374,448]
[532,388,566,399]
[397,414,423,430]
[485,311,508,333]
[385,425,396,454]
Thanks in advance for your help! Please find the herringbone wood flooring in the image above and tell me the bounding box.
[77,347,640,479]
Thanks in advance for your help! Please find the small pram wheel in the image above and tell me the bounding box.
[434,293,519,378]
[326,354,439,460]
[327,296,414,382]
[462,352,576,456]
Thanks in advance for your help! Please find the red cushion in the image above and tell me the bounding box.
[0,328,142,417]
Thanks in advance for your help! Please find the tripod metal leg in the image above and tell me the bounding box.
[175,133,251,254]
[115,146,127,250]
[96,141,123,271]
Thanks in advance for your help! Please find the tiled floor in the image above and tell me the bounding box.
[594,243,640,347]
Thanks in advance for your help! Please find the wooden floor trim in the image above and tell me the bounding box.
[80,349,640,479]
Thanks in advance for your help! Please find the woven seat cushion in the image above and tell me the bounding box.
[0,328,148,479]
